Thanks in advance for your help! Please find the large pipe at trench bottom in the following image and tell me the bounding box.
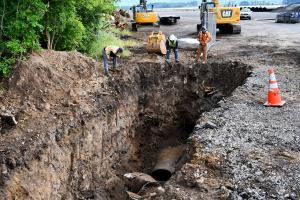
[152,145,186,181]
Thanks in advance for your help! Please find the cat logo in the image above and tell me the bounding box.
[221,10,232,18]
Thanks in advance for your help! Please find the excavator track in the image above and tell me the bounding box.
[217,24,241,34]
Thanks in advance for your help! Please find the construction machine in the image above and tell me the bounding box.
[131,0,159,31]
[197,0,241,34]
[131,0,180,31]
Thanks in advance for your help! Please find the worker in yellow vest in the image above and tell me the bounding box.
[102,46,123,76]
[196,27,212,64]
[166,34,179,63]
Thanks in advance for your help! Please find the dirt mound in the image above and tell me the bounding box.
[0,50,107,164]
[5,50,100,104]
[0,50,115,199]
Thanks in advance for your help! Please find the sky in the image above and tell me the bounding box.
[117,0,283,6]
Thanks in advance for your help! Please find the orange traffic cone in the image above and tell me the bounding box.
[264,69,286,107]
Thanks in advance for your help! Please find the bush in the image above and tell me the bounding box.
[0,0,117,77]
[0,57,15,77]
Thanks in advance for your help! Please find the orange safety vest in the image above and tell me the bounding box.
[198,32,212,46]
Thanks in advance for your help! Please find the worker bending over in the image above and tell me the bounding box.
[196,27,212,64]
[166,34,179,63]
[102,46,123,75]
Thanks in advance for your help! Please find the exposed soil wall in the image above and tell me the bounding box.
[0,50,251,199]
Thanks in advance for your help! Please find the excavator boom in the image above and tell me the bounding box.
[212,0,220,7]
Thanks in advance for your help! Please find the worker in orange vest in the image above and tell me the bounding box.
[196,27,212,64]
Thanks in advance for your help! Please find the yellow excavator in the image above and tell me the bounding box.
[197,0,241,34]
[131,0,180,31]
[131,0,159,31]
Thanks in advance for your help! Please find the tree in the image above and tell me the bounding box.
[0,0,117,77]
[42,0,115,50]
[1,0,46,55]
[0,0,46,76]
[43,0,85,50]
[75,0,116,52]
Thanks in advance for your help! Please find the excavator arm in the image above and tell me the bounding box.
[212,0,220,7]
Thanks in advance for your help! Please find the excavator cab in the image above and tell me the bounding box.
[216,6,241,33]
[131,0,159,31]
[198,0,241,34]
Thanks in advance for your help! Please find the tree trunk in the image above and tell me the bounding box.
[0,0,6,40]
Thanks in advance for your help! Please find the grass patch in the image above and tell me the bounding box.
[109,27,132,37]
[89,28,136,60]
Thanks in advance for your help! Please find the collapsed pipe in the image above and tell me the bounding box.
[124,172,159,193]
[152,145,186,181]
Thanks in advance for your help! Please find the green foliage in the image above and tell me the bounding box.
[1,0,46,55]
[75,0,116,52]
[43,0,88,50]
[0,0,125,77]
[0,57,15,77]
[0,0,46,77]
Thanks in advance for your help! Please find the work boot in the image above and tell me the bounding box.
[175,59,180,63]
[165,59,170,63]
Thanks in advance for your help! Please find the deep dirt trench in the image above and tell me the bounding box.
[0,51,251,200]
[108,60,251,199]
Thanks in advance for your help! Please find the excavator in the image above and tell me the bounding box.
[198,0,241,34]
[130,1,179,55]
[131,0,180,31]
[130,0,167,55]
[131,0,159,31]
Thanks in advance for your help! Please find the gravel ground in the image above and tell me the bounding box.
[193,61,300,198]
[147,12,300,200]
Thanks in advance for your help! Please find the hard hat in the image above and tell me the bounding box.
[169,34,177,41]
[118,47,124,53]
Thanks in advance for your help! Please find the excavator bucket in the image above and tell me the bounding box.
[146,31,167,55]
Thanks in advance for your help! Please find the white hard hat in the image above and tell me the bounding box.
[169,34,177,41]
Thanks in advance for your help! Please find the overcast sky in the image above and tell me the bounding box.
[117,0,282,6]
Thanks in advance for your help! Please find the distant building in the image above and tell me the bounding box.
[283,0,300,4]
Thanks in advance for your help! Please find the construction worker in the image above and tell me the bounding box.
[196,27,212,64]
[166,34,179,63]
[102,46,123,75]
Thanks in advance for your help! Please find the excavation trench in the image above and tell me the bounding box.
[0,56,251,200]
[110,60,251,198]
